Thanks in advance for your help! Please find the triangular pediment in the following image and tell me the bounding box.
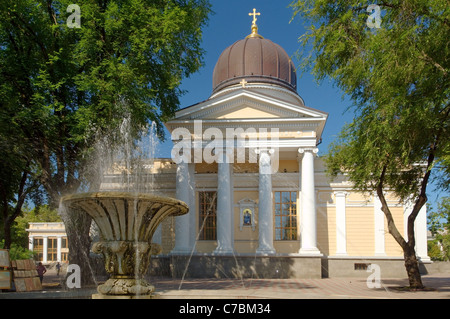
[165,88,328,144]
[216,105,280,119]
[171,89,327,121]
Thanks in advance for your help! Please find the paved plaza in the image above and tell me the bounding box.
[1,267,449,299]
[151,274,450,299]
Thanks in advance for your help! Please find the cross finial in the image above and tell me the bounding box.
[247,8,263,39]
[249,8,260,26]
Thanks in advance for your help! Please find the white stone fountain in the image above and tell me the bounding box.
[61,191,188,298]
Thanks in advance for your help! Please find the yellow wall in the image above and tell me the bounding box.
[162,175,405,257]
[346,207,375,256]
[318,206,334,256]
[195,162,218,173]
[233,163,258,173]
[278,160,299,173]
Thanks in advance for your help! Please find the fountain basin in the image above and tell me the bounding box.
[61,192,188,297]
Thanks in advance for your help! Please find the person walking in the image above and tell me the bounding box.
[36,262,47,283]
[56,262,61,276]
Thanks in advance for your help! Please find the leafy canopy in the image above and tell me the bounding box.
[0,0,211,205]
[291,0,449,200]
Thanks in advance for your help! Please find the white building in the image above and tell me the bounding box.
[26,222,69,264]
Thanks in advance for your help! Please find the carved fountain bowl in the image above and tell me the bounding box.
[61,192,188,296]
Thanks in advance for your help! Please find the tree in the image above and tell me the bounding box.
[1,0,211,206]
[0,105,40,249]
[1,205,60,260]
[0,0,211,285]
[291,1,449,289]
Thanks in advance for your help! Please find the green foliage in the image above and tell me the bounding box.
[427,197,450,261]
[291,0,449,200]
[0,1,210,262]
[0,240,35,261]
[427,240,442,261]
[0,206,60,251]
[0,0,211,206]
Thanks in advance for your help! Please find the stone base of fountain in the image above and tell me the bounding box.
[97,277,154,295]
[92,292,157,299]
[92,279,157,299]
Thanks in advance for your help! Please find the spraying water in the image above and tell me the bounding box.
[58,110,188,298]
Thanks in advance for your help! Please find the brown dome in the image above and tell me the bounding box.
[212,37,297,94]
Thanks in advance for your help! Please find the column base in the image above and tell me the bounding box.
[255,248,276,256]
[170,248,194,255]
[374,252,387,257]
[213,247,235,256]
[418,256,431,263]
[298,248,323,257]
[334,252,348,257]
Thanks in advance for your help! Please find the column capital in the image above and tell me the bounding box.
[298,147,318,154]
[257,148,273,175]
[333,191,348,198]
[255,148,275,156]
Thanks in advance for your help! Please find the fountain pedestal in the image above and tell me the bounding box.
[61,192,188,298]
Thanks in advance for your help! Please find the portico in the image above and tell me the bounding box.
[167,77,328,256]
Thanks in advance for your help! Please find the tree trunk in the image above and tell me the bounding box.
[404,244,424,289]
[60,206,96,286]
[2,219,12,249]
[377,183,425,290]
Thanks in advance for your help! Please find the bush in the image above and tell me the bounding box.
[0,240,35,261]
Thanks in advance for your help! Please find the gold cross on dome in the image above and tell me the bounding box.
[249,8,260,25]
[246,8,263,38]
[240,79,248,88]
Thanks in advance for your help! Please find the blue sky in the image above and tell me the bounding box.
[157,0,354,158]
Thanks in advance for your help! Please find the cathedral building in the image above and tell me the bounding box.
[102,10,430,279]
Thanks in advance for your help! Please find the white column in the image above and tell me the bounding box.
[29,236,34,251]
[256,149,275,255]
[373,193,386,256]
[214,151,234,255]
[57,236,62,262]
[188,163,197,252]
[415,205,430,261]
[42,236,48,263]
[171,161,193,254]
[298,148,321,255]
[334,191,348,256]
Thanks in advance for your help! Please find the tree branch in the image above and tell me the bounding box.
[376,165,408,249]
[419,51,448,76]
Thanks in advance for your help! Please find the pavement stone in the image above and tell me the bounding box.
[1,267,449,299]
